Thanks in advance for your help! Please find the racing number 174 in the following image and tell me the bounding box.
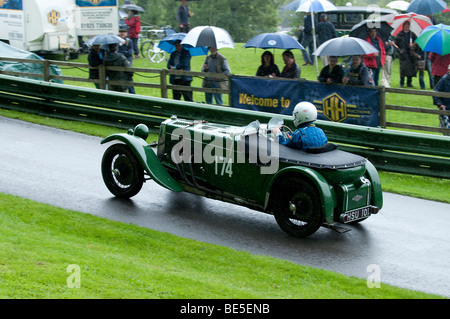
[215,156,233,177]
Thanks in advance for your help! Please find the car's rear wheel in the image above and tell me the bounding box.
[101,144,144,198]
[272,177,322,237]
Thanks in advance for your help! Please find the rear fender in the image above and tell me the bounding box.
[101,128,183,192]
[364,160,383,209]
[265,166,336,224]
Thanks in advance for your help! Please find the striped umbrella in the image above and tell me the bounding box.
[390,13,433,36]
[415,24,450,55]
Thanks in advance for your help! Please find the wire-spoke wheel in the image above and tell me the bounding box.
[272,177,322,237]
[101,144,144,198]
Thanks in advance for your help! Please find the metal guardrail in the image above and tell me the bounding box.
[0,74,449,179]
[2,56,450,135]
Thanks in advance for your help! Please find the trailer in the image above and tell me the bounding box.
[0,0,118,57]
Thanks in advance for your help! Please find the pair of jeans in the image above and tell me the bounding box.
[301,34,315,65]
[369,67,381,86]
[172,79,193,101]
[205,82,223,105]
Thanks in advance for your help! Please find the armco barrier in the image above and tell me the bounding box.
[0,74,449,179]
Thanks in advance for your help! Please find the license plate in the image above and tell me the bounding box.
[340,206,372,223]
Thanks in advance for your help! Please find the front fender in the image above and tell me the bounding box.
[101,132,183,192]
[265,166,336,224]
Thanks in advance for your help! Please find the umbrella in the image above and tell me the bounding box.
[87,34,124,46]
[349,19,394,42]
[387,1,410,11]
[313,36,379,56]
[415,24,450,55]
[282,0,307,11]
[407,0,446,15]
[120,4,145,12]
[244,33,305,50]
[390,13,433,36]
[181,26,234,49]
[157,32,209,56]
[295,0,337,76]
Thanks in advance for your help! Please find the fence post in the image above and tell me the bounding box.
[160,69,168,99]
[98,65,106,90]
[379,86,386,128]
[43,59,50,82]
[228,74,232,107]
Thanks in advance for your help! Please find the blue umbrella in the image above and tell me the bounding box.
[407,0,447,15]
[244,33,305,50]
[313,36,379,56]
[157,33,209,56]
[415,24,450,55]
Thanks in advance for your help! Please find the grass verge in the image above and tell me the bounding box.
[0,193,443,299]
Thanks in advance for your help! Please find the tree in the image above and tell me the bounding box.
[122,0,283,43]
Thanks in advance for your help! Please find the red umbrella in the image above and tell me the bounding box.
[390,13,433,36]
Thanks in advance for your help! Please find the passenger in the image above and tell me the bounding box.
[273,102,328,151]
[318,56,343,84]
[342,55,372,86]
[256,51,281,78]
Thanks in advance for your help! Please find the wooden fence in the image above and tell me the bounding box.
[1,56,450,135]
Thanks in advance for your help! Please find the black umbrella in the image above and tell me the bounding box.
[349,19,393,43]
[120,4,145,12]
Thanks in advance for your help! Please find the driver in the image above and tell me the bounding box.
[273,102,328,150]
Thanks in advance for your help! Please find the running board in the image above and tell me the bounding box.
[322,223,351,234]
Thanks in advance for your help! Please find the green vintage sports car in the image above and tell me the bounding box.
[101,116,383,237]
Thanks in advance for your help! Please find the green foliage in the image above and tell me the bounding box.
[126,0,283,42]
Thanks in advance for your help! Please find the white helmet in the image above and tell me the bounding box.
[293,102,317,127]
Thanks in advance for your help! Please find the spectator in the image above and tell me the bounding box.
[118,27,135,93]
[167,41,193,101]
[281,50,301,79]
[87,44,105,89]
[364,28,386,86]
[381,36,397,88]
[395,21,419,88]
[177,0,193,33]
[256,51,280,78]
[316,14,337,66]
[104,43,133,93]
[343,55,372,86]
[201,47,231,105]
[300,12,317,66]
[428,52,450,88]
[318,56,343,84]
[125,10,141,59]
[433,64,450,135]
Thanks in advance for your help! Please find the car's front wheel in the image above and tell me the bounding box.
[101,143,144,198]
[271,177,323,238]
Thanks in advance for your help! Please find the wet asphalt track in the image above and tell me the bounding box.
[0,116,449,297]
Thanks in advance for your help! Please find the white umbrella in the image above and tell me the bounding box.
[295,0,337,76]
[181,26,234,49]
[387,1,410,11]
[314,36,379,56]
